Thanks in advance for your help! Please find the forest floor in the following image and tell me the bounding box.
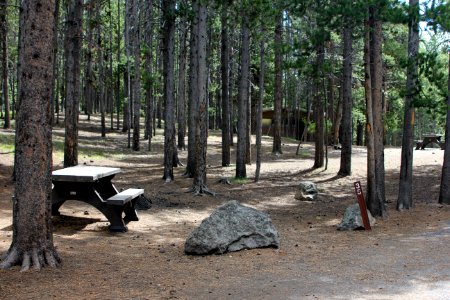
[0,115,450,300]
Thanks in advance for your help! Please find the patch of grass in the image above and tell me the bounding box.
[296,150,312,159]
[0,133,15,152]
[230,177,249,184]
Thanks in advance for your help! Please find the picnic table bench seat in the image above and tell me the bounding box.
[106,188,144,205]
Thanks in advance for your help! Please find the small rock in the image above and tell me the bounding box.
[337,204,376,231]
[295,181,318,201]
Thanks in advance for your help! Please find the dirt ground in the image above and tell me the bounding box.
[1,116,450,300]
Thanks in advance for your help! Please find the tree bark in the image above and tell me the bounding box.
[438,52,450,205]
[130,0,141,151]
[221,3,231,167]
[116,0,121,130]
[143,0,153,151]
[236,12,250,179]
[367,6,387,217]
[272,11,283,155]
[83,1,95,119]
[162,0,176,181]
[364,18,377,215]
[313,43,325,169]
[186,3,199,178]
[177,14,188,151]
[338,26,353,176]
[191,2,211,195]
[398,0,419,210]
[255,31,265,182]
[0,0,61,271]
[0,0,10,129]
[63,0,83,168]
[51,0,60,126]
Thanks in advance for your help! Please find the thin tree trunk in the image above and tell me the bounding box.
[51,0,60,126]
[272,12,283,155]
[177,14,188,151]
[1,0,10,129]
[131,0,140,151]
[83,1,94,119]
[398,0,419,210]
[143,0,153,151]
[236,12,250,179]
[186,4,199,178]
[116,0,121,130]
[124,0,132,147]
[313,43,325,169]
[162,0,176,181]
[255,31,265,182]
[365,9,379,216]
[221,3,231,166]
[338,26,353,176]
[63,0,83,168]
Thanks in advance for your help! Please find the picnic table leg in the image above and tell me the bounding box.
[123,200,139,223]
[88,190,128,232]
[51,189,66,216]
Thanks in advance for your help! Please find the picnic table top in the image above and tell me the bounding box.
[422,134,442,138]
[52,166,121,182]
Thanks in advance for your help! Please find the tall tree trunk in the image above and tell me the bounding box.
[245,82,251,164]
[439,51,450,204]
[338,26,353,176]
[255,31,265,182]
[1,0,10,129]
[368,6,386,217]
[116,0,121,130]
[364,19,377,216]
[0,0,61,271]
[63,0,83,168]
[130,0,140,151]
[51,0,60,126]
[191,2,211,195]
[162,0,176,181]
[313,43,325,169]
[235,12,250,179]
[186,3,199,178]
[143,0,153,151]
[221,3,231,167]
[83,1,94,119]
[108,0,114,130]
[398,0,419,210]
[95,4,106,138]
[272,12,283,155]
[124,1,132,146]
[177,14,187,151]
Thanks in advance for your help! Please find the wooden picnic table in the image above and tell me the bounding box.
[52,166,143,232]
[415,134,445,150]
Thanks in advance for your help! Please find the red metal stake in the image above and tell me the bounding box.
[354,181,371,230]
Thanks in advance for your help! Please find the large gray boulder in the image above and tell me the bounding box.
[295,181,318,201]
[337,204,376,231]
[185,200,280,255]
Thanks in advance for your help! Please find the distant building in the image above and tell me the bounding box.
[261,108,308,140]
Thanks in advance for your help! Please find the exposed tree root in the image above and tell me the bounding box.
[0,245,61,272]
[217,178,231,185]
[188,185,216,197]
